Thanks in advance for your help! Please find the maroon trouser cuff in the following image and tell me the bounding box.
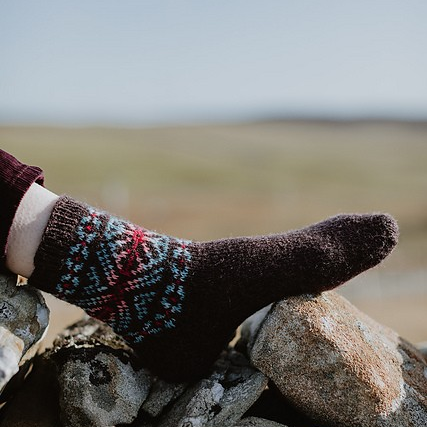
[0,149,45,271]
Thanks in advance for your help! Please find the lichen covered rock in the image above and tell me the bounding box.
[48,318,152,427]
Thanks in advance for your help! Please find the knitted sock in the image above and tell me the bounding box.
[29,196,398,381]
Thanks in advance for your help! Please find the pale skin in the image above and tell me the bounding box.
[6,183,59,278]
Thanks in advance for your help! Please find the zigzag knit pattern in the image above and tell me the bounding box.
[37,199,192,344]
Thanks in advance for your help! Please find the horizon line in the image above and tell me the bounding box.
[1,114,427,129]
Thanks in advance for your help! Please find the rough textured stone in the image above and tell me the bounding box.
[48,317,152,427]
[0,273,49,393]
[233,417,287,427]
[248,291,427,427]
[50,315,133,353]
[158,349,268,427]
[142,377,187,418]
[417,342,427,361]
[1,268,424,427]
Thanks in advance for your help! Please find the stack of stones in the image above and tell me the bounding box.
[0,273,425,427]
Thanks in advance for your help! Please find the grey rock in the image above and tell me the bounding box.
[249,291,427,427]
[48,317,152,427]
[142,377,187,418]
[158,349,268,427]
[50,314,133,352]
[233,417,288,427]
[0,273,49,393]
[58,350,150,427]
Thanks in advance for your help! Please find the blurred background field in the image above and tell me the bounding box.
[1,120,426,344]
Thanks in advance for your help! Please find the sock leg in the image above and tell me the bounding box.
[28,195,398,381]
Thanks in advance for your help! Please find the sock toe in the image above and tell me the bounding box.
[305,212,399,293]
[340,212,398,268]
[367,213,399,261]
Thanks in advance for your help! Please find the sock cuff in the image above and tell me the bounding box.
[0,149,45,271]
[30,195,95,294]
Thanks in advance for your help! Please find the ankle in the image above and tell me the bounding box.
[6,183,59,278]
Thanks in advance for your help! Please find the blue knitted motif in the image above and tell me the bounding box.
[57,208,191,343]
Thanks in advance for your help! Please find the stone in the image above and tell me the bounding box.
[158,349,268,427]
[47,317,152,427]
[233,417,288,427]
[50,315,133,352]
[0,273,49,394]
[142,377,187,418]
[417,342,427,361]
[248,291,427,427]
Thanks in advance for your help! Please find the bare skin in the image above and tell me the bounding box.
[6,183,59,278]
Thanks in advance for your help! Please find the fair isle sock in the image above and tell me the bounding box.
[29,196,398,381]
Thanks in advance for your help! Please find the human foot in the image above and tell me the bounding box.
[27,196,398,381]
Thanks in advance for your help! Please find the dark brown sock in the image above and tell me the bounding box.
[29,196,398,381]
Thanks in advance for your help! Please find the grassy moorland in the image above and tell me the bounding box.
[1,120,426,342]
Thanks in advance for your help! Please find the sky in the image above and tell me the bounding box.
[1,1,427,125]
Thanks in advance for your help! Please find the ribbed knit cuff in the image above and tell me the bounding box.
[29,196,91,294]
[0,149,45,272]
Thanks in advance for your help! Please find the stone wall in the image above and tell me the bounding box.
[0,273,425,427]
